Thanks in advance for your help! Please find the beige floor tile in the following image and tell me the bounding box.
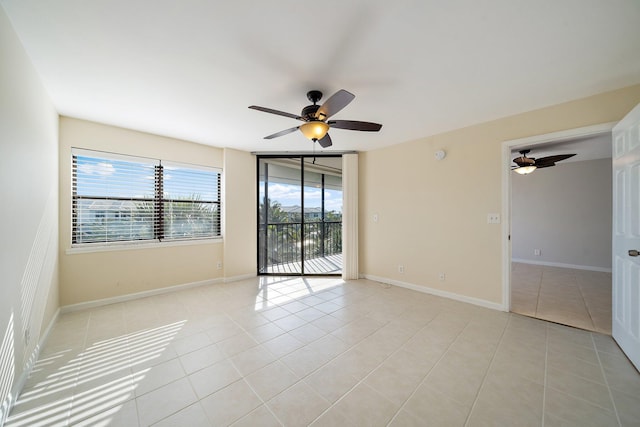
[244,361,300,401]
[544,388,618,427]
[364,349,435,407]
[311,314,347,332]
[404,384,470,426]
[295,307,327,322]
[200,380,262,426]
[331,383,399,427]
[6,396,74,427]
[305,363,359,403]
[280,337,342,377]
[229,344,278,376]
[309,406,357,427]
[388,409,426,427]
[187,359,242,399]
[267,381,330,427]
[71,398,139,427]
[488,351,545,385]
[132,358,184,397]
[172,331,214,356]
[152,402,210,427]
[468,372,543,427]
[546,349,604,383]
[178,342,225,374]
[422,350,489,407]
[135,378,197,426]
[261,332,304,358]
[217,332,259,357]
[246,322,286,343]
[610,388,640,427]
[272,313,308,332]
[230,405,282,427]
[288,323,327,344]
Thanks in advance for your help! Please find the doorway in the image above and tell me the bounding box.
[257,155,343,276]
[502,123,616,332]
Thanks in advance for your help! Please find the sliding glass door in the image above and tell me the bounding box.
[257,156,342,275]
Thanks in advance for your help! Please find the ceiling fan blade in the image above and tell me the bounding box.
[316,90,355,120]
[249,105,303,121]
[535,154,576,166]
[535,163,555,169]
[264,126,300,139]
[328,120,382,132]
[318,133,332,148]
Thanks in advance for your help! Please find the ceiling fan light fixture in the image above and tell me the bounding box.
[514,165,537,175]
[299,121,329,141]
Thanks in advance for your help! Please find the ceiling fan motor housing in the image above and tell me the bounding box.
[301,104,320,121]
[306,90,323,103]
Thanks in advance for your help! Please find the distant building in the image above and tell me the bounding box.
[280,205,323,221]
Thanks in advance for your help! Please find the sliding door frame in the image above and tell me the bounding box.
[256,154,343,276]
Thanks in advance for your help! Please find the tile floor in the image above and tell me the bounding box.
[511,262,612,334]
[7,276,640,426]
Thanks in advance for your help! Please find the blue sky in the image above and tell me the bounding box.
[76,156,219,201]
[265,182,342,213]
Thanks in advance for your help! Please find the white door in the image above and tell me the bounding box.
[612,102,640,371]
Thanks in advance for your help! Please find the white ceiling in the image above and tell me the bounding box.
[2,0,640,153]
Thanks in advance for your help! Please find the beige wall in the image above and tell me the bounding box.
[360,85,640,306]
[59,117,225,306]
[223,148,257,279]
[512,158,612,270]
[0,8,59,424]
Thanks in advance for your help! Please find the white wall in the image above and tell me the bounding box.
[0,8,59,424]
[512,158,612,270]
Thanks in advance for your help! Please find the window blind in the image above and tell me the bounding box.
[72,149,221,245]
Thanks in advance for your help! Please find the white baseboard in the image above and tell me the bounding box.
[60,278,224,313]
[3,308,60,426]
[512,258,612,273]
[224,273,257,283]
[361,274,506,312]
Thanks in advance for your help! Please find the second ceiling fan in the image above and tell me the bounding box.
[512,149,576,174]
[249,89,382,148]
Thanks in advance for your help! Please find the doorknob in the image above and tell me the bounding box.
[629,249,640,257]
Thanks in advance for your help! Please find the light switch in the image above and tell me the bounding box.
[373,214,379,223]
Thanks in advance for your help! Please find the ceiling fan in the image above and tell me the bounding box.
[512,149,576,175]
[249,89,382,148]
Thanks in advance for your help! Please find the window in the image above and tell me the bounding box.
[72,149,221,245]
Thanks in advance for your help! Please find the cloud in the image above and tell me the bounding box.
[78,162,115,176]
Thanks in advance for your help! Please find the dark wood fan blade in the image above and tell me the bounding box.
[535,154,576,166]
[318,133,332,148]
[328,120,382,132]
[535,163,555,169]
[316,90,355,120]
[249,106,303,121]
[264,126,300,139]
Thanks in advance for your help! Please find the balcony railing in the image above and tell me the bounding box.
[259,221,342,274]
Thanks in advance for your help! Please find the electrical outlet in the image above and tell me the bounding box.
[439,272,446,281]
[217,261,223,269]
[487,213,501,224]
[398,265,405,274]
[534,249,541,256]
